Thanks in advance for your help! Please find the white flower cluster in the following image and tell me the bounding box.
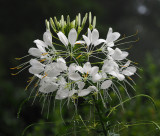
[27,26,137,100]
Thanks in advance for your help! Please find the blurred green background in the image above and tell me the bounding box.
[0,0,160,135]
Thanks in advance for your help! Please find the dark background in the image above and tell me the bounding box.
[0,0,160,136]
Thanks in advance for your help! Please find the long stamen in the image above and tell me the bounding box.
[115,37,139,46]
[10,61,30,70]
[11,65,30,76]
[76,54,82,59]
[15,54,30,60]
[115,30,139,43]
[25,76,36,91]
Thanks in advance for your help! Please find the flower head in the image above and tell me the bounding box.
[12,13,138,106]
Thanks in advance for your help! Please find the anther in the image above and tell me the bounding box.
[76,55,82,59]
[41,53,48,56]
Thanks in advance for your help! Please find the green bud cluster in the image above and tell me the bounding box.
[45,12,96,36]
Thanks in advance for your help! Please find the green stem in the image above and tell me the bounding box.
[92,96,107,136]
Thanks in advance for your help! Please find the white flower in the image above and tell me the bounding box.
[28,30,53,57]
[55,88,70,100]
[82,28,105,47]
[44,60,67,77]
[102,60,119,73]
[29,59,45,74]
[44,63,61,77]
[55,77,78,99]
[57,28,77,46]
[39,77,58,93]
[68,63,82,81]
[105,27,120,47]
[109,70,125,81]
[111,48,128,60]
[76,62,101,82]
[102,59,125,81]
[77,62,99,76]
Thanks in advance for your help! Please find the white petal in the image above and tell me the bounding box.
[107,27,113,38]
[34,40,46,53]
[94,39,106,46]
[102,60,118,73]
[58,77,67,86]
[56,62,67,71]
[57,57,66,63]
[43,30,52,46]
[68,63,77,73]
[101,80,112,89]
[90,66,99,76]
[119,51,129,60]
[107,47,114,55]
[88,86,98,92]
[110,71,125,81]
[117,73,125,81]
[82,35,90,46]
[68,28,77,46]
[78,89,91,97]
[106,28,120,42]
[101,72,107,79]
[76,66,84,73]
[28,48,41,57]
[29,66,44,74]
[122,66,136,76]
[83,62,92,73]
[45,63,61,77]
[88,28,92,41]
[77,81,85,90]
[107,32,120,43]
[69,73,81,81]
[92,29,99,44]
[40,76,57,85]
[92,73,102,83]
[55,89,69,99]
[30,59,44,67]
[107,42,114,47]
[57,32,68,46]
[111,48,128,60]
[39,83,58,93]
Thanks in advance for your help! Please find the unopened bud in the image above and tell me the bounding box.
[92,16,96,29]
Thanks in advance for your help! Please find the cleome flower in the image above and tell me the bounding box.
[28,29,53,58]
[11,13,138,106]
[81,28,105,47]
[104,27,120,47]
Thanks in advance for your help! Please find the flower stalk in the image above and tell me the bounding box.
[92,95,107,136]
